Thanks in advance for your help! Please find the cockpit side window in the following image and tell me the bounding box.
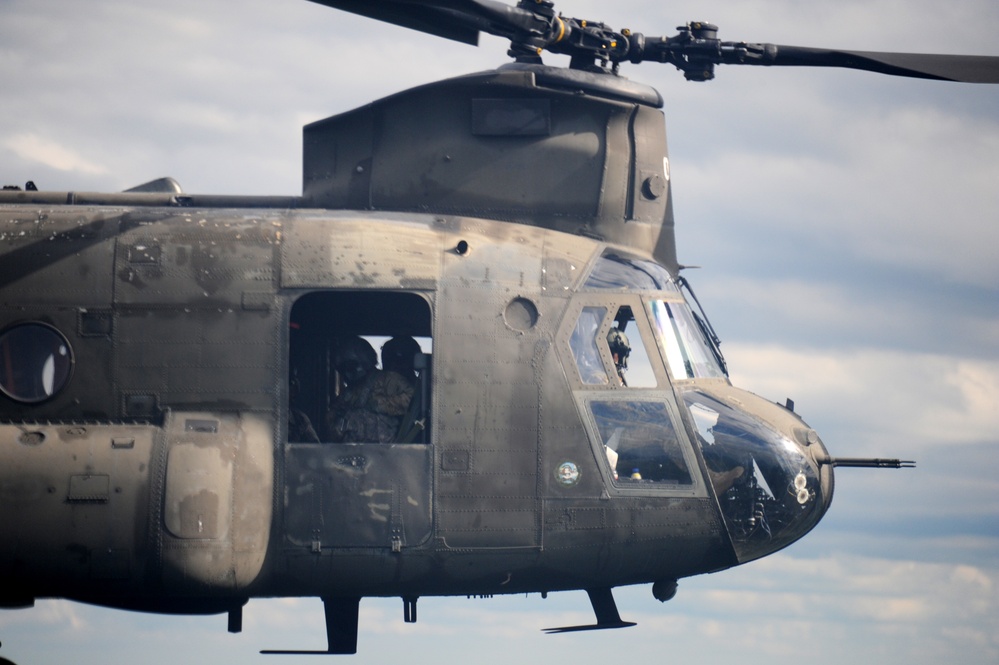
[570,306,610,385]
[561,253,716,495]
[289,292,432,444]
[589,399,693,486]
[607,305,656,388]
[567,303,659,389]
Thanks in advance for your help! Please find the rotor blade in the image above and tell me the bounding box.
[766,45,999,83]
[306,0,546,46]
[306,0,482,45]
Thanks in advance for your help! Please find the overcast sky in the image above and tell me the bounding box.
[1,0,997,663]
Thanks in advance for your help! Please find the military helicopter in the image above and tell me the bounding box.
[1,0,995,659]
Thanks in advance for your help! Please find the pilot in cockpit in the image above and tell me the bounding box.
[607,327,631,386]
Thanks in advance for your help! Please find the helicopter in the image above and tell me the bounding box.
[1,0,997,661]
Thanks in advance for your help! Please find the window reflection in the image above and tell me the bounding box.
[570,306,609,385]
[584,254,678,291]
[589,400,692,485]
[682,389,821,563]
[649,300,725,379]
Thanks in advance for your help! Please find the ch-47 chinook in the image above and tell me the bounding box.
[1,0,995,657]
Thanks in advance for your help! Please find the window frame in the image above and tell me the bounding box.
[0,321,75,404]
[286,290,434,445]
[557,294,669,391]
[575,391,708,498]
[647,299,727,381]
[557,293,707,497]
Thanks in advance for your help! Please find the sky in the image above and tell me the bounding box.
[1,0,998,663]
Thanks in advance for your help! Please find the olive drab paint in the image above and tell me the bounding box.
[0,65,835,648]
[2,0,954,656]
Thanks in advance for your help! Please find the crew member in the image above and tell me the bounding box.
[607,327,631,386]
[327,336,414,443]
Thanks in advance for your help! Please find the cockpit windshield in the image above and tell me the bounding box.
[569,248,822,555]
[582,252,724,381]
[649,300,726,380]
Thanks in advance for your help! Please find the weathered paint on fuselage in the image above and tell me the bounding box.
[0,202,826,613]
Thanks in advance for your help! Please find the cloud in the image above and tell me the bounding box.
[695,275,999,360]
[725,342,999,448]
[1,1,997,665]
[658,551,999,661]
[3,133,107,175]
[673,101,999,289]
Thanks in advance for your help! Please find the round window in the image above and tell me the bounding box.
[0,322,74,403]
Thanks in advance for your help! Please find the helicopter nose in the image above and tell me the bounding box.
[802,428,835,516]
[681,386,833,565]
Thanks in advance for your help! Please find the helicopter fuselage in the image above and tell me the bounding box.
[0,200,832,615]
[1,64,839,651]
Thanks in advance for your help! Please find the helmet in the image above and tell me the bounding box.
[335,337,377,384]
[606,328,631,369]
[381,336,421,376]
